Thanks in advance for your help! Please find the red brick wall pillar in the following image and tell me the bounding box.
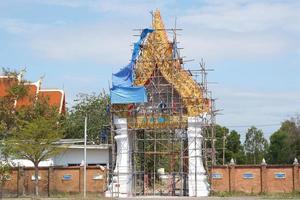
[48,167,54,196]
[17,167,25,197]
[229,161,236,192]
[293,159,299,191]
[261,162,267,193]
[79,166,84,193]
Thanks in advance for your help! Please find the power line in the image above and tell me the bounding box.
[223,123,281,128]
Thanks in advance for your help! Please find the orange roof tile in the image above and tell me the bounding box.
[38,90,65,114]
[0,76,65,114]
[0,76,18,97]
[15,83,39,108]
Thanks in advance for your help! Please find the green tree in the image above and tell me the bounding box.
[0,69,65,196]
[214,125,229,165]
[267,118,300,164]
[225,130,246,164]
[65,92,109,143]
[6,99,65,196]
[244,126,268,164]
[267,130,290,164]
[0,69,27,139]
[0,69,28,194]
[0,162,12,198]
[285,117,300,160]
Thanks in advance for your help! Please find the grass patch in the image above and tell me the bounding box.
[211,190,300,199]
[260,191,300,199]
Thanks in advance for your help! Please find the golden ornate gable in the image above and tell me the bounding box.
[134,10,209,116]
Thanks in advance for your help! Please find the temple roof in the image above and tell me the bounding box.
[38,89,66,113]
[0,75,65,114]
[134,10,209,116]
[0,76,18,97]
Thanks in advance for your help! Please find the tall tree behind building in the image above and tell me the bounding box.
[267,117,300,164]
[244,126,268,164]
[215,125,229,165]
[215,125,246,165]
[225,130,246,164]
[64,92,109,143]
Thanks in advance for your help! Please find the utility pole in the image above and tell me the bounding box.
[222,131,227,165]
[84,115,87,198]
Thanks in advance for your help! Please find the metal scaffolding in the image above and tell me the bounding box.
[107,10,217,197]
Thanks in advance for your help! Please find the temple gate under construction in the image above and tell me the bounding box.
[106,10,216,197]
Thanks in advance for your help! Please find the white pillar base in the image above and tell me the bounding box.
[187,117,209,197]
[105,117,132,197]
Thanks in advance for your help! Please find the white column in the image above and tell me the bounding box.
[106,117,132,197]
[187,117,209,197]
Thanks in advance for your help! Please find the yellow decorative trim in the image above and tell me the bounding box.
[134,10,209,116]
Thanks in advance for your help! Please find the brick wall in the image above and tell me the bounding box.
[211,163,300,194]
[2,164,300,196]
[0,166,107,197]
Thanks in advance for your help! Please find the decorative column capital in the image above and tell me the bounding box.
[261,158,267,166]
[229,158,235,166]
[293,158,299,165]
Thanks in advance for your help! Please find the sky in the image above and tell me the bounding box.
[1,0,300,141]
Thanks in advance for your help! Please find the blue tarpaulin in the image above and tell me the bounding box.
[111,28,153,104]
[112,28,153,87]
[112,63,133,87]
[131,28,154,61]
[111,86,147,104]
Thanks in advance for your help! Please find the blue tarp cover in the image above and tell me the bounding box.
[112,63,133,87]
[111,86,147,104]
[111,28,153,104]
[112,28,153,87]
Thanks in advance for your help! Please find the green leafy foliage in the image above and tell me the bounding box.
[215,125,246,165]
[0,69,65,196]
[267,117,300,164]
[5,97,65,196]
[244,126,268,164]
[7,115,64,163]
[267,130,290,164]
[64,92,109,143]
[215,125,229,164]
[225,130,246,164]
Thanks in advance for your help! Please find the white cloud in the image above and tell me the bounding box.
[29,23,133,65]
[33,0,86,8]
[63,75,99,84]
[1,0,300,139]
[180,31,292,61]
[32,0,162,16]
[214,86,300,138]
[172,1,300,62]
[0,18,136,65]
[181,1,300,33]
[0,19,47,34]
[2,0,299,63]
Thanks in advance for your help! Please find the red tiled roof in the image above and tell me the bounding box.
[0,76,18,97]
[0,76,65,114]
[15,82,39,109]
[38,90,65,113]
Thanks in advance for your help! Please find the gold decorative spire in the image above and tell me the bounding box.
[134,10,209,116]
